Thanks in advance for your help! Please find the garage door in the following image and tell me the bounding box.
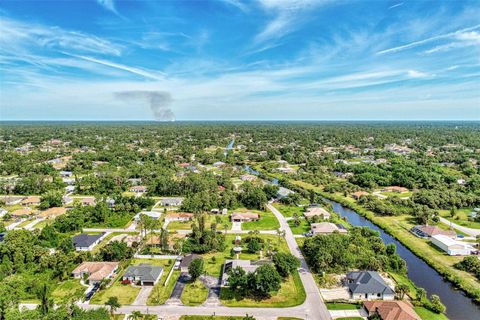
[142,281,154,286]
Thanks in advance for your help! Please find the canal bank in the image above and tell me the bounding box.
[320,196,480,320]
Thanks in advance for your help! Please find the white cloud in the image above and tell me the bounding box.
[377,24,480,55]
[97,0,119,15]
[222,0,249,12]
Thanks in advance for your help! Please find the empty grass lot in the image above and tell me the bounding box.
[288,218,310,235]
[438,208,480,229]
[273,203,305,218]
[180,279,209,306]
[51,279,85,304]
[242,208,280,230]
[414,307,448,320]
[146,261,179,305]
[220,272,306,308]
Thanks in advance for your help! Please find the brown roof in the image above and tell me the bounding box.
[21,196,41,205]
[167,212,194,219]
[415,225,456,238]
[352,191,369,198]
[72,262,119,282]
[311,222,348,234]
[39,207,66,219]
[231,212,259,219]
[383,186,409,193]
[11,208,32,216]
[304,207,330,218]
[364,301,420,320]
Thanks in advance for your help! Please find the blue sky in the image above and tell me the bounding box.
[0,0,479,120]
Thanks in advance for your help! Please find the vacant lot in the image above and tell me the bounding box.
[242,208,280,230]
[181,279,209,306]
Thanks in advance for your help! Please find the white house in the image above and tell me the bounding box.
[431,235,475,256]
[134,211,162,221]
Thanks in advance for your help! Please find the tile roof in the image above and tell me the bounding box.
[364,301,421,320]
[72,262,119,282]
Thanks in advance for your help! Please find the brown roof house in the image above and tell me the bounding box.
[231,212,260,222]
[72,262,119,285]
[382,186,409,193]
[410,225,456,239]
[11,208,33,218]
[311,222,348,235]
[352,191,369,200]
[80,197,96,206]
[165,212,194,223]
[39,207,67,219]
[363,301,421,320]
[304,207,331,220]
[21,196,41,206]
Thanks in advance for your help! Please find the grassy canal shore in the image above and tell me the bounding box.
[288,180,480,304]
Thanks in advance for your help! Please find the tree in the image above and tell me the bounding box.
[273,252,300,278]
[430,295,446,314]
[247,238,262,253]
[188,258,204,281]
[417,287,426,301]
[386,243,396,255]
[276,228,286,245]
[128,311,143,320]
[395,283,409,300]
[243,315,256,320]
[105,296,120,317]
[251,264,281,298]
[38,283,52,315]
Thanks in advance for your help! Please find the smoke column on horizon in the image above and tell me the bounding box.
[114,90,175,121]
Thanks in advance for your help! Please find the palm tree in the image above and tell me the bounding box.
[106,296,120,317]
[128,311,143,320]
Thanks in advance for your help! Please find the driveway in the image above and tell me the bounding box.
[330,309,367,319]
[320,287,350,301]
[231,221,242,231]
[166,272,190,304]
[132,286,154,306]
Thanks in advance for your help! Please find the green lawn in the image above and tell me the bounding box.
[180,317,244,320]
[242,209,280,230]
[438,208,480,229]
[181,280,209,306]
[33,219,51,229]
[288,218,310,235]
[273,203,305,218]
[202,234,290,277]
[326,302,361,310]
[166,214,231,231]
[414,307,449,320]
[51,279,85,304]
[220,272,306,308]
[380,191,413,198]
[388,272,419,300]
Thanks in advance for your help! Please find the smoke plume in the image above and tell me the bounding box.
[114,90,175,121]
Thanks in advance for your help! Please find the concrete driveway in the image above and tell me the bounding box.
[132,286,154,306]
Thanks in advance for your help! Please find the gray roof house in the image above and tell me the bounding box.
[122,264,163,286]
[72,233,106,251]
[179,254,203,272]
[277,187,294,199]
[346,271,395,300]
[160,197,183,207]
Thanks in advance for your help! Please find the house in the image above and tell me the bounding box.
[431,235,475,256]
[231,212,260,222]
[128,178,142,185]
[363,301,421,320]
[410,225,456,239]
[72,262,119,285]
[221,260,271,286]
[222,208,228,215]
[304,207,331,220]
[11,208,32,218]
[165,212,194,223]
[80,197,96,206]
[0,196,23,205]
[311,222,347,235]
[457,179,466,185]
[277,187,294,199]
[130,185,147,193]
[134,211,162,221]
[240,174,257,181]
[0,208,8,218]
[72,233,106,251]
[159,197,183,207]
[346,271,395,300]
[21,196,41,206]
[39,207,67,219]
[65,185,75,193]
[382,186,409,193]
[59,171,73,177]
[179,254,203,272]
[352,191,369,200]
[122,264,163,286]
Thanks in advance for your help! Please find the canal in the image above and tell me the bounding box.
[326,200,480,320]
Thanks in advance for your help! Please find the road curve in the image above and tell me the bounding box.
[439,217,480,237]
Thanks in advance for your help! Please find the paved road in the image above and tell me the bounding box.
[439,217,480,237]
[7,219,25,230]
[267,203,332,320]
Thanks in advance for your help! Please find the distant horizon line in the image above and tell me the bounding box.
[1,119,479,122]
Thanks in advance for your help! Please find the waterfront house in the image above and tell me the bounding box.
[431,235,475,256]
[346,271,395,300]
